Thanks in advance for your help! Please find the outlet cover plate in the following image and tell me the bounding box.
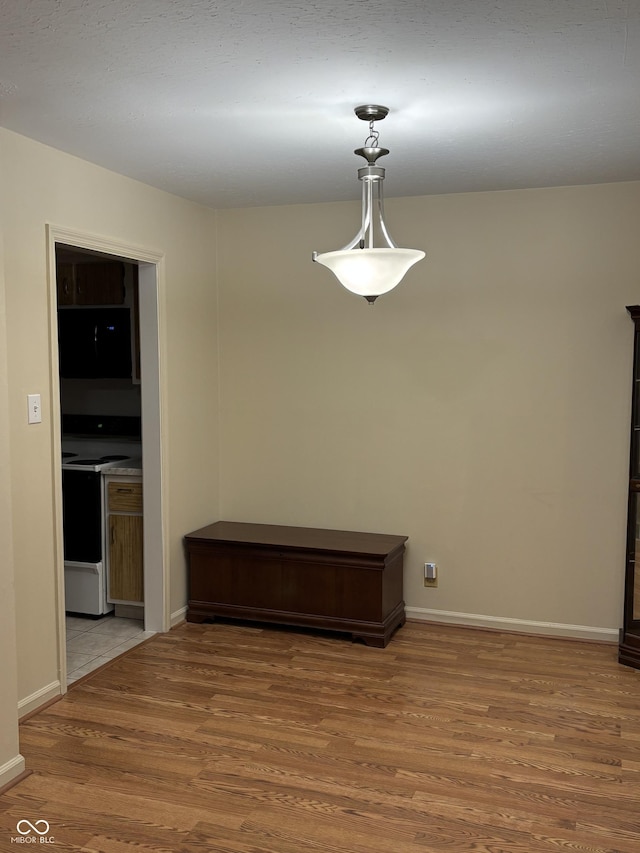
[424,561,438,587]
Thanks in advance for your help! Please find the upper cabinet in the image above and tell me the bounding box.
[57,260,126,306]
[56,257,140,381]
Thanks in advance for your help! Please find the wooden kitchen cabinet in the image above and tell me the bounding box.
[56,262,76,305]
[57,260,126,306]
[106,479,143,604]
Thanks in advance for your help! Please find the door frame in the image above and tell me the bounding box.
[47,225,169,692]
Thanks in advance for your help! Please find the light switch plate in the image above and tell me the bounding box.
[27,394,42,424]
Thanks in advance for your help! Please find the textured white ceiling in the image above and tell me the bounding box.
[1,0,639,208]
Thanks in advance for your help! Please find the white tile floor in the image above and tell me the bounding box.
[66,614,155,686]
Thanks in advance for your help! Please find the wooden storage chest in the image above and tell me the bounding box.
[185,521,407,647]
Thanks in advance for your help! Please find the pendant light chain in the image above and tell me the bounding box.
[364,119,380,148]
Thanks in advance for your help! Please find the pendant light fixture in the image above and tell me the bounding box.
[313,104,425,304]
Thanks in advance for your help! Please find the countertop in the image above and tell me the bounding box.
[106,458,142,476]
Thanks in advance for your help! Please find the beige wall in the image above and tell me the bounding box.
[1,129,219,710]
[217,182,640,636]
[3,123,639,751]
[0,130,24,785]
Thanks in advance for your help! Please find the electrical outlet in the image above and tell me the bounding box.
[424,562,438,588]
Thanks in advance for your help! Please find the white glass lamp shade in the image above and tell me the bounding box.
[314,247,426,299]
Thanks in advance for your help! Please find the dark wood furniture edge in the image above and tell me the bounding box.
[619,631,640,669]
[620,307,640,670]
[186,599,406,647]
[184,522,408,557]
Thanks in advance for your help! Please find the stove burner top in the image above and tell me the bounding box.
[62,452,78,458]
[63,453,132,468]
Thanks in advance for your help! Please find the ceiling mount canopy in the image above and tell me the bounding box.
[313,105,425,304]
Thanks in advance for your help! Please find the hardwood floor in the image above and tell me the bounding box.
[2,620,640,852]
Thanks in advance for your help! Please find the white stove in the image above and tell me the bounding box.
[62,437,142,472]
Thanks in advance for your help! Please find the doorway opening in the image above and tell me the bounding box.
[47,226,167,692]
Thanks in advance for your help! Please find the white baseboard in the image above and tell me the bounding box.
[405,606,619,643]
[0,754,26,789]
[18,680,61,719]
[171,605,187,627]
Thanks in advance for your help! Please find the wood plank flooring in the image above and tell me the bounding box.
[1,620,640,852]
